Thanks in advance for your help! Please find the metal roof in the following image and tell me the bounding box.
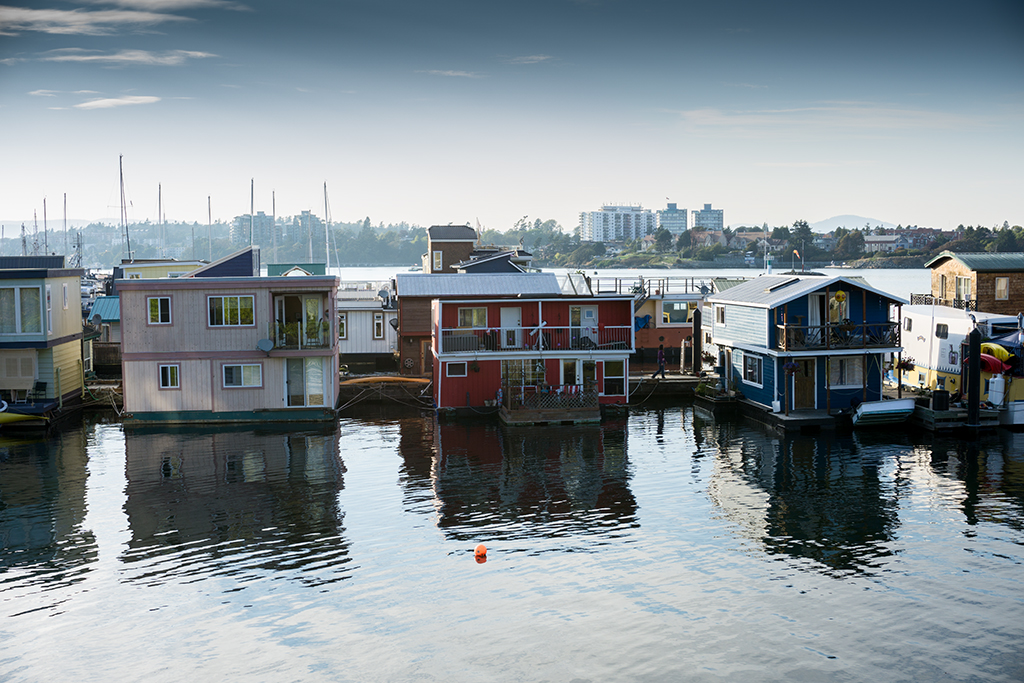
[395,273,561,298]
[88,296,120,322]
[427,225,476,241]
[706,274,906,308]
[0,256,66,269]
[923,251,1024,272]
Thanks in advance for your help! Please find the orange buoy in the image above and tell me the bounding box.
[474,543,487,557]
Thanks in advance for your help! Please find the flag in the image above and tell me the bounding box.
[793,249,800,258]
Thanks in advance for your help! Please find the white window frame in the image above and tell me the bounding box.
[432,251,443,272]
[159,364,180,389]
[458,307,487,328]
[829,356,864,388]
[223,363,262,388]
[603,360,626,396]
[742,352,763,388]
[995,277,1009,300]
[955,276,971,301]
[45,285,52,334]
[446,362,468,377]
[148,296,172,325]
[715,305,726,325]
[338,312,347,340]
[208,295,256,327]
[373,312,384,339]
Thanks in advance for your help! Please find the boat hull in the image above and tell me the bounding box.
[852,398,916,426]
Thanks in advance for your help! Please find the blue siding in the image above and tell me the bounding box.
[733,349,775,407]
[714,304,767,347]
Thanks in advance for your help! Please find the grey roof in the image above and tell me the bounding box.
[0,256,65,269]
[711,277,750,292]
[88,296,120,322]
[395,273,561,298]
[924,251,1024,272]
[427,224,477,241]
[706,274,906,308]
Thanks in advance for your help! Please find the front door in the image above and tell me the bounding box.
[286,357,326,407]
[570,306,599,349]
[421,340,433,376]
[562,359,579,386]
[793,357,816,409]
[500,307,521,349]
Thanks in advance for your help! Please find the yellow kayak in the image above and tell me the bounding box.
[980,343,1010,361]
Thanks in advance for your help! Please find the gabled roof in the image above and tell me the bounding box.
[924,251,1024,272]
[395,273,560,298]
[187,246,260,278]
[706,274,906,308]
[88,295,120,322]
[453,251,525,273]
[267,263,326,276]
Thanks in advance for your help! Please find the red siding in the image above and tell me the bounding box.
[436,359,503,407]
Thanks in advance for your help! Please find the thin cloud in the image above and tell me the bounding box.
[0,5,190,36]
[74,94,160,109]
[504,54,552,65]
[677,103,974,132]
[29,89,58,96]
[41,48,217,65]
[79,0,248,10]
[724,82,767,89]
[416,69,484,78]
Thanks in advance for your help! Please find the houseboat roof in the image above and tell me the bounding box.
[0,255,66,269]
[706,274,907,308]
[395,272,561,298]
[924,251,1024,272]
[427,224,477,241]
[88,295,120,323]
[902,304,1021,323]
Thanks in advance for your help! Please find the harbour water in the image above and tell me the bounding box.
[2,406,1022,681]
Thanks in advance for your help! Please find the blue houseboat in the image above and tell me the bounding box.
[705,275,905,415]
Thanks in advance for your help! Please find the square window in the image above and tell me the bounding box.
[936,323,948,339]
[159,364,179,389]
[458,307,486,328]
[603,360,626,395]
[148,297,171,324]
[830,357,863,387]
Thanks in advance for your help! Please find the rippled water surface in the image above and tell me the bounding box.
[2,407,1022,682]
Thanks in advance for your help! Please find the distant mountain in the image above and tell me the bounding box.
[810,215,896,233]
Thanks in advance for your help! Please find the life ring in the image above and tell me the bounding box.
[834,290,846,303]
[0,399,6,413]
[404,357,414,369]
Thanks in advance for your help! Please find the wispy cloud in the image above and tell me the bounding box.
[724,82,767,89]
[0,5,190,36]
[40,48,216,65]
[416,69,484,78]
[79,0,248,10]
[504,54,552,65]
[676,102,975,133]
[29,89,58,96]
[74,94,160,109]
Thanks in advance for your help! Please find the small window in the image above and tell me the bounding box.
[45,285,52,334]
[458,307,486,328]
[223,363,262,387]
[446,362,467,377]
[373,312,384,339]
[743,353,763,387]
[936,323,948,339]
[338,312,347,340]
[128,273,141,279]
[904,317,912,332]
[63,283,69,310]
[830,357,864,387]
[159,364,180,389]
[432,251,443,272]
[995,277,1009,300]
[715,306,725,325]
[148,296,171,324]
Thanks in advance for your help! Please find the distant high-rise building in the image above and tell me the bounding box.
[230,211,278,247]
[579,205,657,243]
[692,203,724,231]
[657,203,688,235]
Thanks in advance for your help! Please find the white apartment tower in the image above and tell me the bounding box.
[692,203,724,231]
[579,205,657,243]
[657,203,688,235]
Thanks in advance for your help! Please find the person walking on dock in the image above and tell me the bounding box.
[652,344,667,379]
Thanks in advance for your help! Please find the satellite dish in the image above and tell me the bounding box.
[389,318,399,330]
[699,285,709,295]
[256,338,274,353]
[377,290,389,299]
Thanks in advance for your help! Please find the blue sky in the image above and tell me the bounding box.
[1,0,1022,233]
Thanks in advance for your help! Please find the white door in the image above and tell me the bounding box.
[562,359,580,386]
[501,307,521,349]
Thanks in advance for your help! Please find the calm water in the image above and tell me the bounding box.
[2,408,1022,682]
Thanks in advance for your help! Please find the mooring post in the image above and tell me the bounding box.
[966,327,981,434]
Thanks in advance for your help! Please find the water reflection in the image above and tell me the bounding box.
[121,423,349,586]
[423,419,637,545]
[0,427,97,591]
[707,422,904,575]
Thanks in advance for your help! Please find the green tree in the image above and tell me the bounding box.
[655,229,673,252]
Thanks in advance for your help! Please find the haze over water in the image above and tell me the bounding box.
[2,407,1022,681]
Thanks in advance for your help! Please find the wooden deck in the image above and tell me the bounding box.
[909,405,999,432]
[498,404,601,425]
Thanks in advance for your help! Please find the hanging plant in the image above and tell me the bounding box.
[783,361,800,375]
[470,361,480,373]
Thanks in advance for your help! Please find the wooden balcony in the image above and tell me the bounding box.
[776,321,900,351]
[439,325,633,354]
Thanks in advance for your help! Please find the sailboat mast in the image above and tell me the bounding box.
[208,196,212,262]
[63,193,67,257]
[120,155,132,261]
[250,178,254,246]
[158,183,163,258]
[324,182,330,271]
[272,190,277,263]
[43,197,48,253]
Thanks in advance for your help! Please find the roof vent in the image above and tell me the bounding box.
[764,277,799,292]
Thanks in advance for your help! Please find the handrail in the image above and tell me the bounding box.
[439,324,633,353]
[776,321,900,351]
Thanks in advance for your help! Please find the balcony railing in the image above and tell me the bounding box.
[909,293,978,311]
[271,320,332,350]
[440,325,633,354]
[501,383,599,412]
[776,321,900,351]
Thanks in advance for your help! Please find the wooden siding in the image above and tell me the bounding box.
[732,349,774,407]
[400,300,432,335]
[714,304,767,347]
[50,340,83,399]
[339,310,396,355]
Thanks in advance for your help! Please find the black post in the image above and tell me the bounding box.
[692,308,702,377]
[966,327,981,432]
